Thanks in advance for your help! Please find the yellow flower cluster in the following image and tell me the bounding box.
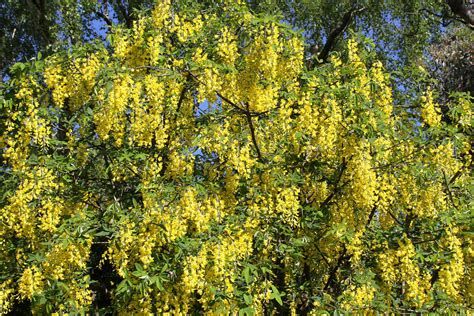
[94,74,133,146]
[171,226,253,314]
[141,156,163,191]
[151,0,171,29]
[1,166,61,239]
[70,54,102,111]
[45,54,101,110]
[252,24,280,80]
[38,197,64,232]
[42,239,92,280]
[376,174,396,222]
[379,238,431,307]
[1,0,471,313]
[227,143,256,178]
[178,188,216,233]
[279,36,305,82]
[348,143,377,211]
[348,40,370,103]
[296,94,342,159]
[438,228,465,300]
[420,88,441,126]
[4,79,52,170]
[346,230,365,264]
[0,281,14,314]
[18,265,43,300]
[114,18,147,66]
[217,26,239,65]
[370,60,393,122]
[107,220,136,277]
[132,75,168,148]
[44,59,68,108]
[62,279,93,311]
[275,187,301,227]
[167,151,195,179]
[429,142,462,174]
[173,14,204,43]
[348,39,362,65]
[455,95,473,128]
[412,182,446,218]
[341,283,376,310]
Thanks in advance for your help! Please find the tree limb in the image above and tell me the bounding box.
[95,9,114,28]
[159,82,188,176]
[182,68,269,117]
[316,6,365,64]
[245,102,263,161]
[442,169,459,210]
[114,0,132,28]
[318,159,347,208]
[323,202,377,293]
[30,0,41,11]
[445,0,474,26]
[323,246,348,291]
[449,169,462,184]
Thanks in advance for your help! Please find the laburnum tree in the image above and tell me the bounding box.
[0,0,472,314]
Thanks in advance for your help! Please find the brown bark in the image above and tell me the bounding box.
[446,0,474,25]
[316,6,365,65]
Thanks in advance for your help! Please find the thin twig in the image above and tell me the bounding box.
[96,10,113,27]
[318,160,347,207]
[314,244,331,267]
[386,209,404,227]
[449,169,462,184]
[245,102,263,161]
[323,246,347,291]
[442,169,459,210]
[181,67,268,117]
[317,6,366,64]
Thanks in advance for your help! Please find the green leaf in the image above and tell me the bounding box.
[243,293,253,305]
[94,230,110,237]
[150,276,165,291]
[243,266,251,284]
[270,285,283,305]
[238,307,255,316]
[115,280,129,295]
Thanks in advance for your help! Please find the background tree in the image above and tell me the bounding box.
[429,26,473,98]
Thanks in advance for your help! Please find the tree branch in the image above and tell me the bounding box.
[314,244,331,267]
[29,0,52,44]
[442,170,459,210]
[216,91,245,112]
[449,168,463,184]
[159,82,188,176]
[95,10,113,28]
[323,202,377,293]
[318,159,347,208]
[245,102,263,161]
[181,68,244,112]
[317,6,365,64]
[114,0,132,28]
[421,8,467,27]
[445,0,474,26]
[30,0,41,11]
[386,209,404,227]
[323,246,348,291]
[182,68,269,117]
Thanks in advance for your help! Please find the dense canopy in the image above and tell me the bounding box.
[0,0,472,314]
